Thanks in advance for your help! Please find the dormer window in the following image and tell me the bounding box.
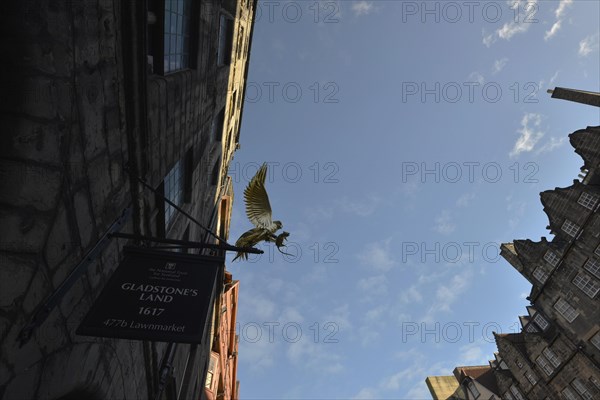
[533,266,549,284]
[525,324,538,333]
[533,313,549,330]
[467,381,480,399]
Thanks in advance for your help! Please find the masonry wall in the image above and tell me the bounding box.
[0,0,255,399]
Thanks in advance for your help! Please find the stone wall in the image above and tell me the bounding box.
[0,0,255,399]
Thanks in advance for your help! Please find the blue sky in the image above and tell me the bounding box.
[225,1,600,398]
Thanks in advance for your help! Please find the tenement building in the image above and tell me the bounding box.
[0,0,255,399]
[426,88,600,400]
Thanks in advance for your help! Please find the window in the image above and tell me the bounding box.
[536,355,554,376]
[468,381,480,398]
[204,353,219,390]
[236,26,245,59]
[590,331,600,351]
[212,107,225,141]
[543,348,562,368]
[163,0,193,73]
[544,250,560,267]
[561,219,581,237]
[584,258,600,279]
[590,376,600,390]
[595,245,600,257]
[533,266,549,284]
[211,158,221,186]
[509,385,525,400]
[561,387,579,400]
[572,273,600,298]
[578,192,598,210]
[164,160,183,227]
[554,298,580,323]
[229,90,238,121]
[572,378,593,400]
[526,324,538,333]
[525,371,538,386]
[533,313,549,330]
[503,393,514,400]
[217,14,234,66]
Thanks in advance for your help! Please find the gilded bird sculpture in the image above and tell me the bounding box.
[233,163,290,261]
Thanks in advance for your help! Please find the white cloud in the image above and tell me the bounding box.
[459,342,489,365]
[358,239,396,271]
[544,20,562,41]
[356,351,452,399]
[483,0,537,46]
[554,0,573,19]
[244,295,277,321]
[279,306,304,324]
[398,285,423,304]
[482,32,496,48]
[435,273,469,311]
[423,271,472,322]
[468,71,485,85]
[492,58,509,74]
[336,195,381,217]
[352,1,374,16]
[353,388,378,399]
[579,33,599,57]
[323,304,352,331]
[239,336,278,371]
[287,339,344,374]
[302,264,329,284]
[433,210,456,235]
[358,274,388,293]
[304,204,334,222]
[497,21,529,40]
[384,365,426,391]
[545,0,572,40]
[506,195,527,229]
[509,113,545,157]
[536,136,567,155]
[549,70,560,87]
[456,193,476,208]
[405,382,431,399]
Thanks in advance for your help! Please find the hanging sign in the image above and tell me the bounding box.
[77,246,222,343]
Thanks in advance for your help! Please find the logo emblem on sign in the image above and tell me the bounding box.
[165,262,176,270]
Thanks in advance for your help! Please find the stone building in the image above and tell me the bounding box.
[204,269,240,400]
[426,365,499,399]
[0,0,256,399]
[426,89,600,400]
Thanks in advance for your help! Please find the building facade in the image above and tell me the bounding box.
[427,90,600,400]
[0,0,255,399]
[495,122,600,399]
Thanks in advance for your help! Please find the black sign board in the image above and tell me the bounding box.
[77,247,223,343]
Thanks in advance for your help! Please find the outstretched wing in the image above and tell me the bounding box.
[244,163,276,230]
